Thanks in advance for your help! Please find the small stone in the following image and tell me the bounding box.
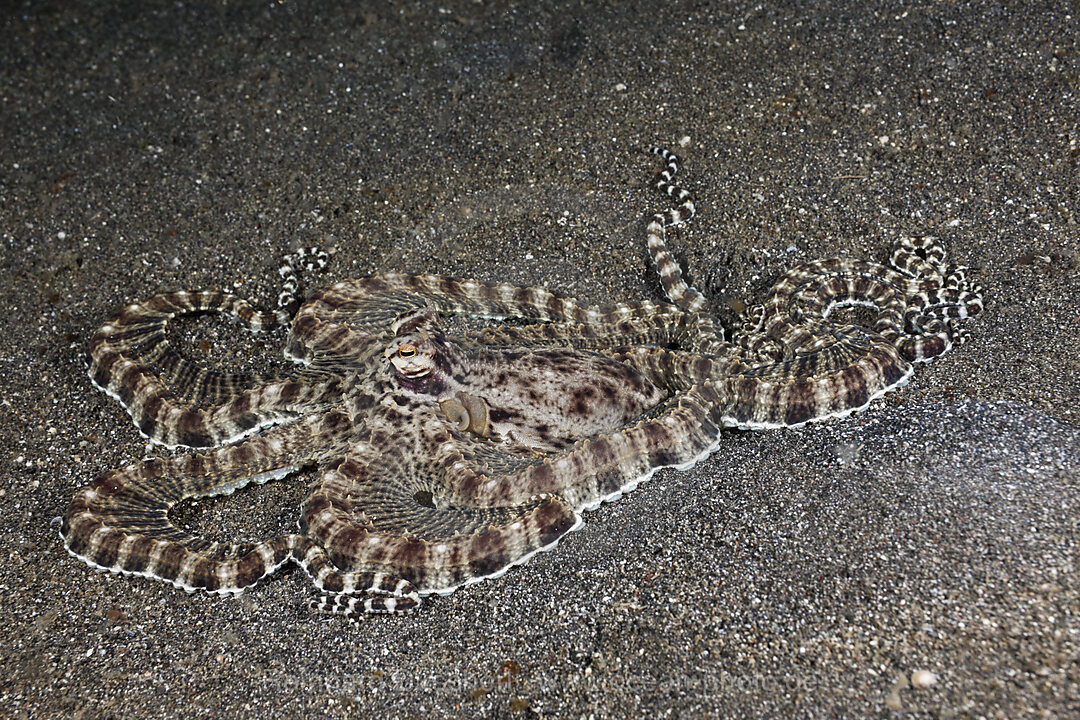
[911,669,938,688]
[885,689,902,710]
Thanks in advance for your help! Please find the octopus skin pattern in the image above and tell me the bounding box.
[61,148,984,616]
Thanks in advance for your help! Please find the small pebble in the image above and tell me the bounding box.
[911,670,938,688]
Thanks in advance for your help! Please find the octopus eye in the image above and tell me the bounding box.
[398,345,417,359]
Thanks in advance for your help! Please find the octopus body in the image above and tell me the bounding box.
[386,308,666,454]
[62,149,983,615]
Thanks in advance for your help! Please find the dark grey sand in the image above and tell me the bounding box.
[2,1,1079,717]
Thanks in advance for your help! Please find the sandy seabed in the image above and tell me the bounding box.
[2,1,1078,717]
